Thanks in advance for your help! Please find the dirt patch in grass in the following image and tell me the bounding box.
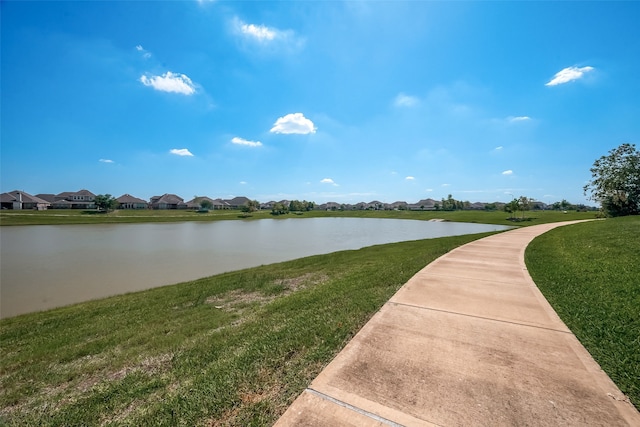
[205,273,329,311]
[0,352,175,421]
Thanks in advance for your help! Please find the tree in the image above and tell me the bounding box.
[584,143,640,216]
[94,194,118,212]
[504,198,519,220]
[271,202,288,216]
[518,196,532,220]
[193,197,213,212]
[242,200,260,214]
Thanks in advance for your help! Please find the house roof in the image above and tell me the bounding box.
[56,189,96,198]
[1,190,51,205]
[415,198,437,207]
[35,194,57,203]
[117,194,148,204]
[0,192,16,203]
[150,194,184,204]
[225,196,250,206]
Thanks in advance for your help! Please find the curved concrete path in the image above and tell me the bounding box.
[275,221,640,426]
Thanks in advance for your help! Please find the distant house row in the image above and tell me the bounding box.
[2,189,544,212]
[0,189,253,211]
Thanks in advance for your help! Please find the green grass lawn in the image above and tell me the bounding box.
[2,213,636,425]
[526,216,640,410]
[0,207,596,226]
[0,232,496,426]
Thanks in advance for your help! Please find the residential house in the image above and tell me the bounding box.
[469,202,487,210]
[149,194,186,209]
[411,198,438,210]
[388,201,409,210]
[43,189,96,209]
[318,202,342,211]
[184,196,229,210]
[210,199,231,210]
[224,196,250,209]
[367,200,385,210]
[116,194,149,209]
[1,190,51,210]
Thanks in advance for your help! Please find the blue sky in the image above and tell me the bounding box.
[2,1,639,205]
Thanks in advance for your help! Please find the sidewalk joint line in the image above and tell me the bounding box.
[416,272,529,286]
[306,388,406,427]
[388,302,571,334]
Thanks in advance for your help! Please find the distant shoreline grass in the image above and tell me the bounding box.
[0,232,497,426]
[0,208,596,227]
[526,216,640,410]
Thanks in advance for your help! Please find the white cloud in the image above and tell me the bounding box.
[394,93,420,108]
[140,72,196,95]
[494,146,504,151]
[425,189,434,192]
[241,23,277,41]
[405,176,415,180]
[320,178,338,186]
[240,181,247,185]
[170,148,194,157]
[442,183,451,187]
[135,45,152,59]
[546,66,594,86]
[233,17,297,43]
[99,159,114,163]
[270,113,316,134]
[232,137,263,147]
[508,116,531,122]
[502,170,513,175]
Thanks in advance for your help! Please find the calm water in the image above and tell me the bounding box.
[0,218,510,318]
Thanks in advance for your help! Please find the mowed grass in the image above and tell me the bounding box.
[0,232,496,426]
[526,216,640,409]
[0,207,596,226]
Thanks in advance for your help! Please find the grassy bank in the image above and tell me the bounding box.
[526,216,640,409]
[0,208,596,226]
[0,232,496,426]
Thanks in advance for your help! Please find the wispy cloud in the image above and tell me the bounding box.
[140,72,196,95]
[99,159,114,164]
[320,178,339,186]
[270,113,316,134]
[232,17,303,51]
[405,176,415,181]
[508,116,531,122]
[502,170,513,175]
[231,137,263,147]
[394,93,420,108]
[494,146,504,151]
[135,45,152,59]
[240,22,277,42]
[546,66,594,86]
[169,148,194,157]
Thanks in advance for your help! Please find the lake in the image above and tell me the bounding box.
[0,218,511,318]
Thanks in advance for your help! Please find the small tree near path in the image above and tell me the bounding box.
[584,143,640,216]
[504,198,519,220]
[519,196,532,220]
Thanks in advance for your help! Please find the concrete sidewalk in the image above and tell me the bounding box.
[275,221,640,426]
